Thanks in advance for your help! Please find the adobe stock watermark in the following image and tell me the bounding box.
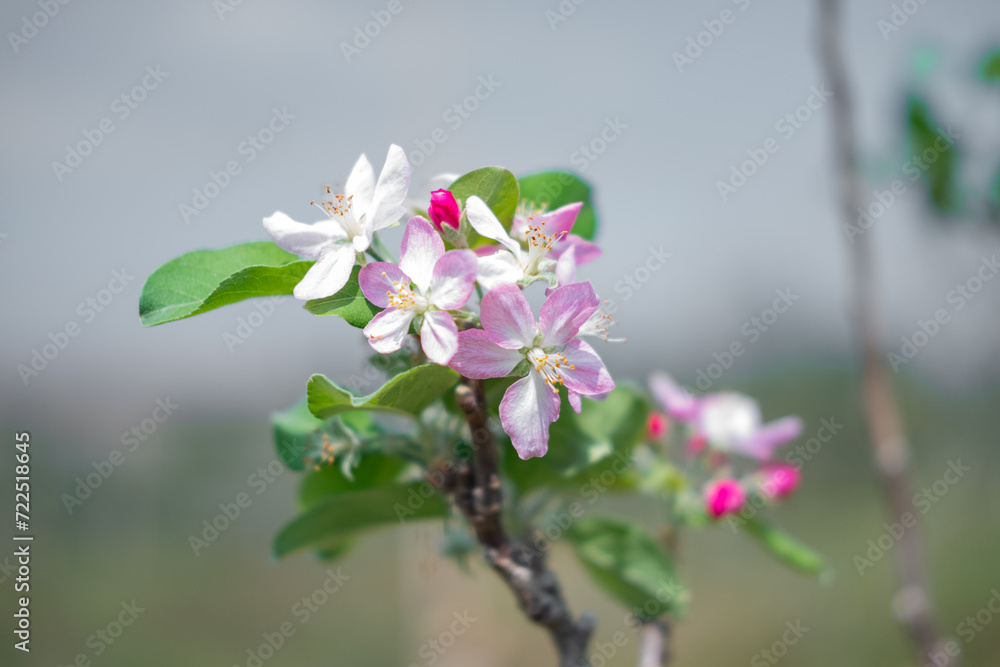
[671,0,760,74]
[7,0,73,55]
[843,125,960,243]
[920,588,1000,667]
[570,117,628,173]
[234,568,350,667]
[56,600,145,666]
[854,459,970,576]
[611,245,672,301]
[877,0,933,41]
[222,296,288,353]
[17,268,135,386]
[888,255,999,372]
[51,66,169,182]
[751,620,810,666]
[62,397,180,514]
[684,288,800,393]
[340,0,413,63]
[716,84,832,202]
[179,107,295,224]
[405,611,478,667]
[545,0,588,31]
[213,0,247,21]
[407,75,502,167]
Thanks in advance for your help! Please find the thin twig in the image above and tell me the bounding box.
[816,1,952,664]
[451,377,596,667]
[637,619,670,667]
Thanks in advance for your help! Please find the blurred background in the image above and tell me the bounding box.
[2,0,1000,665]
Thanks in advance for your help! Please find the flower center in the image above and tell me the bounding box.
[527,347,574,393]
[313,187,364,238]
[514,201,567,274]
[577,301,625,343]
[384,273,428,313]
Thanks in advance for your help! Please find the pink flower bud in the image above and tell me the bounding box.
[646,412,669,441]
[705,479,745,518]
[428,189,461,231]
[759,464,800,499]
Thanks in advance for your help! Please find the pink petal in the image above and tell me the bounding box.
[474,244,503,258]
[399,216,444,292]
[568,389,583,414]
[560,339,615,396]
[428,250,477,310]
[449,329,524,379]
[293,244,356,301]
[427,189,461,230]
[705,479,745,518]
[481,283,537,350]
[420,311,459,365]
[551,234,602,265]
[649,372,700,422]
[500,373,562,459]
[539,282,599,348]
[363,307,415,354]
[742,416,803,460]
[541,201,583,237]
[552,244,577,291]
[358,262,409,308]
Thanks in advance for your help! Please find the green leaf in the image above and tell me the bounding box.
[449,167,519,247]
[307,364,460,419]
[740,516,828,578]
[140,241,310,326]
[906,97,961,215]
[273,483,447,558]
[303,265,381,328]
[980,48,1000,82]
[505,386,649,493]
[518,171,598,240]
[273,399,325,471]
[568,516,687,619]
[299,453,411,508]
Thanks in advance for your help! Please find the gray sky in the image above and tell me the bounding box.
[2,0,999,442]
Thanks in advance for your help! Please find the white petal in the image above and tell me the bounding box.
[465,196,522,257]
[499,373,561,460]
[476,251,523,291]
[370,144,411,231]
[293,244,356,300]
[263,212,344,259]
[399,217,444,293]
[346,153,376,221]
[363,308,415,354]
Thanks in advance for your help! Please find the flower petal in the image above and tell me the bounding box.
[428,250,477,310]
[263,211,345,259]
[465,196,522,256]
[476,251,523,292]
[358,262,409,308]
[539,281,600,348]
[420,310,459,365]
[363,307,415,354]
[553,243,577,290]
[370,144,411,231]
[542,201,583,237]
[399,216,444,293]
[499,373,561,460]
[742,416,803,460]
[568,389,583,414]
[560,339,615,396]
[481,283,537,350]
[551,234,602,265]
[649,372,700,422]
[345,153,376,220]
[698,393,762,451]
[292,244,356,300]
[449,329,524,378]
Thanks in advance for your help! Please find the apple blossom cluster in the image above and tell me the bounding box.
[645,372,804,521]
[263,145,618,460]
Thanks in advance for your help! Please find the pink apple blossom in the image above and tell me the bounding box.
[359,217,476,365]
[449,282,615,459]
[705,479,745,518]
